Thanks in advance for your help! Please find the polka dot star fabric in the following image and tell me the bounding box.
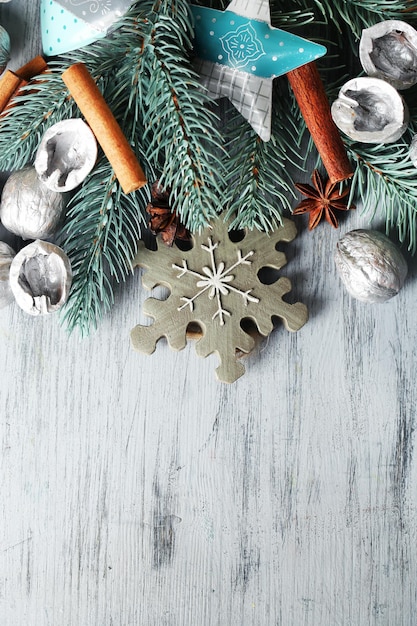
[190,4,326,79]
[41,0,132,56]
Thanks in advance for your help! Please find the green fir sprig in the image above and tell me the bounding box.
[347,138,417,251]
[224,80,303,231]
[119,0,225,231]
[59,157,150,334]
[0,68,72,171]
[313,0,417,38]
[0,0,225,332]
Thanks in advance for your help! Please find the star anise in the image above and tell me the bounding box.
[146,180,190,246]
[293,169,354,230]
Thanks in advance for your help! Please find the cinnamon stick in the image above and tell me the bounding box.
[0,71,24,113]
[62,63,147,194]
[0,56,49,114]
[15,55,48,81]
[287,62,353,184]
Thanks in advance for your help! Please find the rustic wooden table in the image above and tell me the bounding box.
[1,2,416,625]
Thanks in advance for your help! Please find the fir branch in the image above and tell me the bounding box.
[191,0,229,9]
[0,4,151,173]
[224,82,301,231]
[270,4,317,29]
[311,0,417,39]
[59,157,150,334]
[347,138,417,252]
[3,0,417,339]
[118,0,225,232]
[0,68,74,171]
[224,129,294,231]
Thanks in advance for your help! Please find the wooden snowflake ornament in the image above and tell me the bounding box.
[131,216,308,383]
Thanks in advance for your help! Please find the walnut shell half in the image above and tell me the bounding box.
[331,76,408,144]
[9,240,72,315]
[35,118,97,192]
[359,20,417,90]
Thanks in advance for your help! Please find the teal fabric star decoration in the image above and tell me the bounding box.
[190,0,326,141]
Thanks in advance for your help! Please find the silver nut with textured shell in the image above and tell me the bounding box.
[335,229,407,303]
[0,166,66,239]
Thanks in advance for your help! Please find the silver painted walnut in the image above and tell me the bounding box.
[0,241,15,308]
[335,229,407,303]
[331,76,408,144]
[0,167,66,239]
[359,20,417,90]
[9,240,72,316]
[34,118,97,192]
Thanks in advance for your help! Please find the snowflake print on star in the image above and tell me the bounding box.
[220,22,265,69]
[131,216,308,383]
[60,0,124,20]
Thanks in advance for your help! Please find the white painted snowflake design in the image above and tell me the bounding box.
[131,216,308,383]
[173,237,259,326]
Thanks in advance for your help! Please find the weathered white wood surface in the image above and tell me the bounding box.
[1,2,416,625]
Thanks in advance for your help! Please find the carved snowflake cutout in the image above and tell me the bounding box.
[131,216,308,383]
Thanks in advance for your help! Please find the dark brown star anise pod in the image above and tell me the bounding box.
[293,169,354,230]
[146,180,190,246]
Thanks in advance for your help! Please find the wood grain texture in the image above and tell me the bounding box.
[0,2,416,625]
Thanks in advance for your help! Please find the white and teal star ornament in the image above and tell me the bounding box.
[190,0,326,141]
[41,0,132,56]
